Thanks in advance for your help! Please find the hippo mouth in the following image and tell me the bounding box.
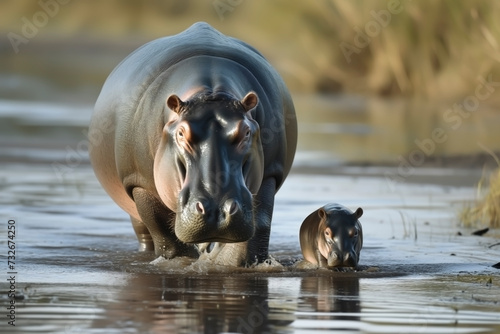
[174,201,255,244]
[328,251,358,268]
[176,224,255,244]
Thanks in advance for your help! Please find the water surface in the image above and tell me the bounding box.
[1,98,499,333]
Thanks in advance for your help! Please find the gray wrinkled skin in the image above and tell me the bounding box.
[89,22,297,266]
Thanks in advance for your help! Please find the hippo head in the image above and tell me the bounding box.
[318,206,363,268]
[154,91,264,244]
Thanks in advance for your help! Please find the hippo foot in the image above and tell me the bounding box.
[153,240,199,259]
[131,216,155,252]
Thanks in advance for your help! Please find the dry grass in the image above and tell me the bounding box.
[460,165,500,228]
[291,0,500,98]
[2,0,500,98]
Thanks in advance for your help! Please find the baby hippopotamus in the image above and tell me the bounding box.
[299,203,363,268]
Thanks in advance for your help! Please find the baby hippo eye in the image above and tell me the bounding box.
[350,229,358,238]
[177,129,186,145]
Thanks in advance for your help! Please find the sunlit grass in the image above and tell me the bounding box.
[2,0,499,98]
[460,162,500,229]
[290,0,500,98]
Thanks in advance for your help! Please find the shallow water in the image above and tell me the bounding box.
[1,98,500,333]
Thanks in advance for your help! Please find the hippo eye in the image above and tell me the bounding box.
[350,229,358,238]
[235,125,251,149]
[240,127,251,143]
[177,125,191,143]
[176,125,194,153]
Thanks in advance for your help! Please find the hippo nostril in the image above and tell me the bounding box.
[195,201,205,215]
[224,199,239,216]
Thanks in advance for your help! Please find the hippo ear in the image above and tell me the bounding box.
[241,92,259,112]
[318,208,327,221]
[166,94,185,114]
[354,207,363,219]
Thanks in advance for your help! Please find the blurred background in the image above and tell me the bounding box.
[1,0,500,166]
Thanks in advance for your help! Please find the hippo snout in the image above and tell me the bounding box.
[328,250,358,268]
[175,196,255,244]
[191,198,241,222]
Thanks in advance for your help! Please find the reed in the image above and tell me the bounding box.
[460,166,500,228]
[1,0,499,99]
[290,0,500,98]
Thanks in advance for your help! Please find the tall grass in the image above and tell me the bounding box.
[288,0,500,98]
[1,0,499,99]
[460,169,500,228]
[461,157,500,229]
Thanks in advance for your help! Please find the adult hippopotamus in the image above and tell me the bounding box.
[88,22,297,266]
[299,204,363,268]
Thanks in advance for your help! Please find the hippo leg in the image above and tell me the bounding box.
[132,188,199,259]
[316,250,328,268]
[130,216,154,252]
[248,177,276,262]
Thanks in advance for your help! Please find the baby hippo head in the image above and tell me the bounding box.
[317,204,363,268]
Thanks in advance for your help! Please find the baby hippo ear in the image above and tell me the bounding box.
[354,207,363,219]
[166,94,185,114]
[241,92,259,112]
[318,207,327,221]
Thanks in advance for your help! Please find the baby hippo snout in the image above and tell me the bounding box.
[328,250,358,268]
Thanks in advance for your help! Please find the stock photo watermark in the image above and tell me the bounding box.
[236,299,268,334]
[5,219,17,327]
[51,115,113,182]
[7,0,71,54]
[213,0,244,21]
[340,0,412,63]
[385,74,500,191]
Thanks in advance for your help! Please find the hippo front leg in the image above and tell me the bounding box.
[248,177,276,263]
[316,249,328,268]
[132,187,199,259]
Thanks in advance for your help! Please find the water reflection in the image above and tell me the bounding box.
[91,273,362,333]
[295,94,500,165]
[1,163,500,333]
[10,271,500,334]
[93,274,274,333]
[300,276,360,321]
